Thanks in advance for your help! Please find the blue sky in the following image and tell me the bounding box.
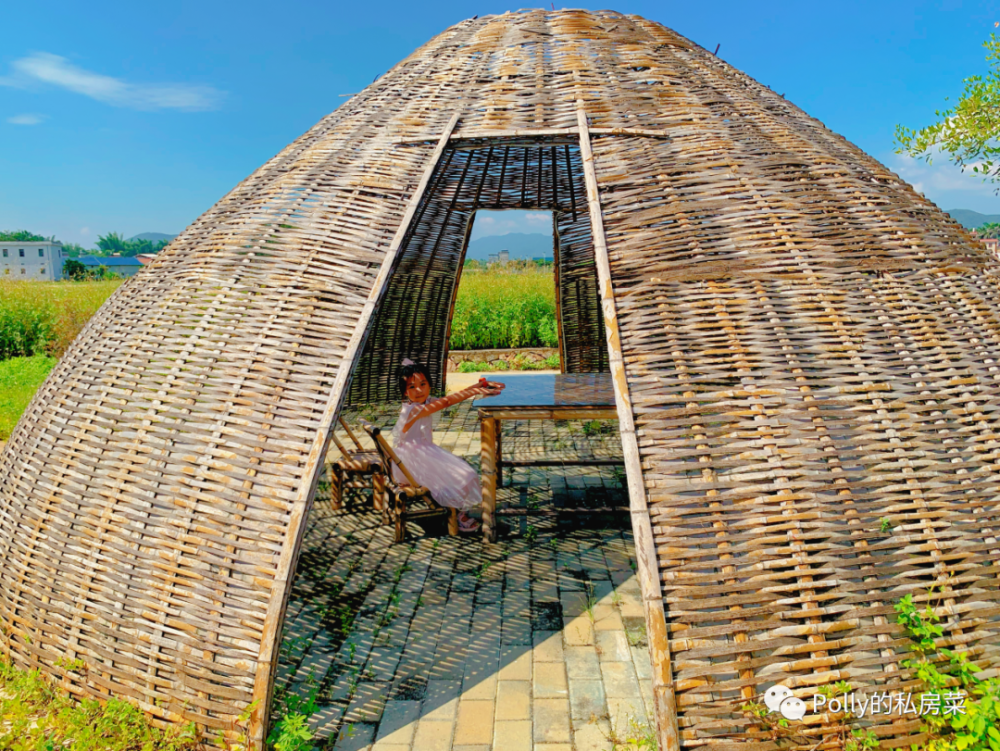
[1,1,998,247]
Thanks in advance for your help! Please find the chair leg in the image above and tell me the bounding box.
[394,493,406,543]
[448,508,459,537]
[372,470,385,513]
[330,467,343,510]
[377,474,392,527]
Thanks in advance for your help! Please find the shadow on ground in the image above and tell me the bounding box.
[275,401,655,750]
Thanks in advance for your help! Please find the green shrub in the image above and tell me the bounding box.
[0,279,122,360]
[893,589,1000,751]
[449,267,558,350]
[456,352,560,373]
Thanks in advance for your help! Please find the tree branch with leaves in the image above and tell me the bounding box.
[896,31,1000,188]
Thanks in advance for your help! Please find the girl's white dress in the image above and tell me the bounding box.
[391,400,481,510]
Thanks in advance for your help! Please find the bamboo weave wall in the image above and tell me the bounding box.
[348,140,607,405]
[0,9,997,750]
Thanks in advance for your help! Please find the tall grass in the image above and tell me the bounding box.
[0,355,57,440]
[0,271,554,356]
[450,266,558,350]
[0,279,123,359]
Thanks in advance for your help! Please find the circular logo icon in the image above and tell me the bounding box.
[763,685,807,720]
[779,696,807,720]
[764,685,793,713]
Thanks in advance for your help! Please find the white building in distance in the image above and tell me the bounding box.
[486,249,510,266]
[0,241,64,281]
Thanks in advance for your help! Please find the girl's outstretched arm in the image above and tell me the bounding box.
[403,380,504,433]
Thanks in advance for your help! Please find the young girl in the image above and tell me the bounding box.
[392,358,504,533]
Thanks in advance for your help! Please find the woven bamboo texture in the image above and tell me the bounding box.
[0,9,997,750]
[349,139,608,404]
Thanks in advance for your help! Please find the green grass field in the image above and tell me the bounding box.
[0,269,555,440]
[449,267,557,349]
[0,355,57,440]
[0,278,124,359]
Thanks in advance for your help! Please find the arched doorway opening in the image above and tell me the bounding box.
[276,135,654,747]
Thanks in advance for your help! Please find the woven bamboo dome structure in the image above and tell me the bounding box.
[2,8,1000,749]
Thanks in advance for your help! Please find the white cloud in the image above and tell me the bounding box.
[887,150,997,196]
[470,209,554,240]
[6,113,45,125]
[0,53,222,111]
[79,227,90,236]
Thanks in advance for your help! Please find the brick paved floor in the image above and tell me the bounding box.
[276,397,655,750]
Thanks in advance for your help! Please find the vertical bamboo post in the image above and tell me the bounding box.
[373,469,386,515]
[480,413,498,542]
[577,108,680,751]
[496,419,503,488]
[552,212,567,372]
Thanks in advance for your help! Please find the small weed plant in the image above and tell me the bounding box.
[267,678,317,751]
[584,580,598,622]
[737,584,1000,751]
[625,621,647,648]
[893,587,1000,751]
[582,419,614,437]
[605,714,658,750]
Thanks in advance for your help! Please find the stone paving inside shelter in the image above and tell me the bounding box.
[275,395,656,750]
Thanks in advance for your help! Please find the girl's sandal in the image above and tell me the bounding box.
[458,516,480,533]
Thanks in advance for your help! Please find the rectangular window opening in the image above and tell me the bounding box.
[452,209,559,365]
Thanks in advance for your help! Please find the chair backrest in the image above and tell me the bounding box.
[331,416,366,458]
[338,416,365,451]
[358,419,421,488]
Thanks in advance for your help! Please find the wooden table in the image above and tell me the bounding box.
[477,373,619,541]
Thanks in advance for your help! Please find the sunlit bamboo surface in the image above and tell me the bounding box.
[1,9,998,751]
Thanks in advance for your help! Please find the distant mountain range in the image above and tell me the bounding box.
[944,209,1000,230]
[123,216,1000,254]
[128,232,176,243]
[465,232,552,261]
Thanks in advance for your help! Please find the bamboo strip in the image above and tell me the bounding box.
[578,108,680,751]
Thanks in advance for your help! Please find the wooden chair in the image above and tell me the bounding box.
[329,417,385,511]
[359,419,458,543]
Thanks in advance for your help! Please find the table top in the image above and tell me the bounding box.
[475,373,616,410]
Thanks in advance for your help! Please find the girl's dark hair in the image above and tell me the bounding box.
[399,361,433,398]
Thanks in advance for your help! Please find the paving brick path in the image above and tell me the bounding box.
[277,398,655,750]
